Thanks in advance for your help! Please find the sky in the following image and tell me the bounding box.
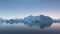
[0,0,60,19]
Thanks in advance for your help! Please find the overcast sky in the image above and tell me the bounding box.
[0,0,60,19]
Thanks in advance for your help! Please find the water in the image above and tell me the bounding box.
[0,23,60,34]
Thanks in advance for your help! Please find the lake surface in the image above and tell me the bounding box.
[0,23,60,34]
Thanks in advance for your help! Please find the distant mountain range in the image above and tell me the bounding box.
[0,15,53,23]
[0,15,60,23]
[53,19,60,23]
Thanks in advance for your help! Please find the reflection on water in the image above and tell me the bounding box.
[0,23,60,34]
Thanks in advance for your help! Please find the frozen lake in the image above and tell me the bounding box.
[0,23,60,34]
